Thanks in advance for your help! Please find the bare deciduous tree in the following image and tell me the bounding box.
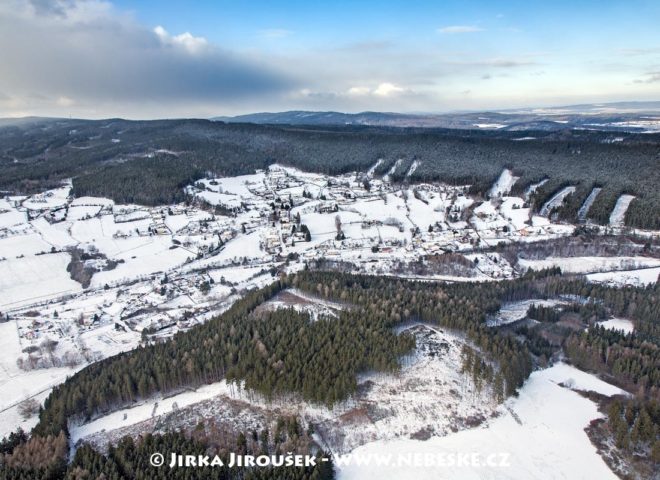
[18,398,40,419]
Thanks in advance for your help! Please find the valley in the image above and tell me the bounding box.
[1,1,659,477]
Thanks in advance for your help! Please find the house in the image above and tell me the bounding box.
[292,232,307,242]
[316,202,338,214]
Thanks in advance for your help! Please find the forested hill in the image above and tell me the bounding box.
[214,103,660,130]
[1,117,659,229]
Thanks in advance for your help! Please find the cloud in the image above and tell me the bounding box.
[346,83,408,97]
[28,0,73,17]
[0,0,296,117]
[618,47,660,56]
[259,28,293,39]
[0,1,651,117]
[634,71,660,83]
[55,95,75,107]
[438,25,484,34]
[289,81,428,112]
[154,25,208,54]
[347,86,371,96]
[486,58,535,67]
[443,57,537,69]
[373,82,405,96]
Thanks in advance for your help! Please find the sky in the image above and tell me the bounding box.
[0,0,659,119]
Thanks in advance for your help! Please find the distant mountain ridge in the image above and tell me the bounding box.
[213,110,422,126]
[214,101,660,132]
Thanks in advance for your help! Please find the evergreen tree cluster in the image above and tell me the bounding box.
[31,280,414,441]
[565,326,659,396]
[289,271,535,396]
[537,280,660,397]
[1,428,334,480]
[605,397,660,465]
[553,182,599,222]
[526,304,562,323]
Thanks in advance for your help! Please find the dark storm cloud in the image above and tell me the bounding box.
[0,0,296,111]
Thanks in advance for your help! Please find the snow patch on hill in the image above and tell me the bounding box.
[578,187,602,222]
[383,159,403,181]
[70,381,233,445]
[524,178,548,199]
[597,318,634,335]
[257,288,345,320]
[314,324,496,453]
[609,194,635,227]
[405,160,420,177]
[337,363,624,480]
[367,159,384,177]
[486,299,569,327]
[540,186,576,216]
[489,169,519,198]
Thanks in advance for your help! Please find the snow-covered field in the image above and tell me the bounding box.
[0,254,83,308]
[0,210,27,229]
[586,266,660,286]
[0,321,82,438]
[499,197,530,230]
[486,298,570,327]
[337,363,625,480]
[21,185,70,210]
[597,318,634,334]
[519,256,660,274]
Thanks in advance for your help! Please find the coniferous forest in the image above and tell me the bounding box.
[1,269,658,479]
[1,118,659,228]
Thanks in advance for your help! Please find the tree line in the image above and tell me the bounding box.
[1,118,658,228]
[1,422,334,480]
